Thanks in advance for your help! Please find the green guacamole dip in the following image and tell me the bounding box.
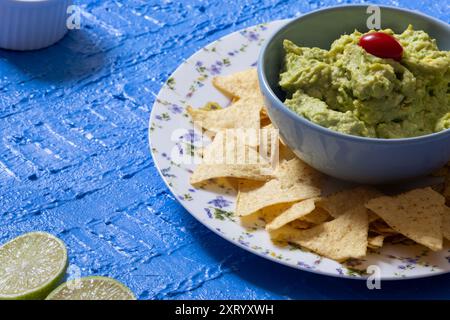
[279,25,450,138]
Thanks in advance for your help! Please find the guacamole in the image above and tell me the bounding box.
[279,25,450,138]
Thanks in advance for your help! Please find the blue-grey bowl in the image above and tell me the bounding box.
[258,5,450,184]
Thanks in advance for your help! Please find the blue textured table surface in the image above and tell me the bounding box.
[1,0,449,300]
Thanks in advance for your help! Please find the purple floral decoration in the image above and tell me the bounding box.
[406,257,419,264]
[168,103,183,114]
[161,152,171,161]
[179,129,200,143]
[161,167,175,178]
[240,30,259,41]
[297,261,314,270]
[207,196,231,208]
[397,257,420,270]
[210,64,221,75]
[205,208,212,219]
[175,142,183,155]
[238,239,250,247]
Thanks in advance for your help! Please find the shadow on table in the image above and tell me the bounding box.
[191,225,450,299]
[0,30,106,84]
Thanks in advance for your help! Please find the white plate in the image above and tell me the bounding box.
[149,20,450,280]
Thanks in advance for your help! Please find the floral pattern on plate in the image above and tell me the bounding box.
[149,20,450,280]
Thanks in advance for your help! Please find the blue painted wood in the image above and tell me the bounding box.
[0,0,449,299]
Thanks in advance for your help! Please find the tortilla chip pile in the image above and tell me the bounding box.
[187,68,450,263]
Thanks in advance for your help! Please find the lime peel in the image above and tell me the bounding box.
[0,232,68,300]
[46,276,136,300]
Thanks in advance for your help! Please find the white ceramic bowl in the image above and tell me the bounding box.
[0,0,73,50]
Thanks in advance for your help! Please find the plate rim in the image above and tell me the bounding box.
[148,19,450,281]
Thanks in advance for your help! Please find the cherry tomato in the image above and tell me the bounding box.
[358,32,403,61]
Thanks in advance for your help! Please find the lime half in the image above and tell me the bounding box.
[0,232,68,300]
[46,276,136,300]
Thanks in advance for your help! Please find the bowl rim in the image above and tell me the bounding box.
[258,4,450,145]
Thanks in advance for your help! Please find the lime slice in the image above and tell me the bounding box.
[0,232,68,300]
[46,276,136,300]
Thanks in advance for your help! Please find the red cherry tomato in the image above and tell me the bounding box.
[358,32,403,61]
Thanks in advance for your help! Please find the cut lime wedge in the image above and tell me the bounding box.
[46,276,136,300]
[0,232,68,300]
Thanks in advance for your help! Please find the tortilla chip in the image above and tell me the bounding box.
[190,130,274,184]
[368,212,379,223]
[366,187,445,251]
[236,158,322,216]
[283,206,369,261]
[191,165,271,185]
[260,108,272,127]
[242,204,312,230]
[442,206,450,241]
[431,166,448,177]
[317,186,382,222]
[236,180,320,217]
[256,125,293,167]
[266,200,331,226]
[266,199,317,231]
[300,207,331,224]
[260,201,319,230]
[260,106,269,117]
[368,235,385,249]
[389,234,413,245]
[260,203,293,223]
[269,224,303,242]
[199,102,222,111]
[240,211,266,230]
[444,172,450,204]
[212,68,264,103]
[432,183,445,194]
[187,98,261,133]
[276,157,322,189]
[369,220,398,236]
[289,220,312,229]
[279,142,297,162]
